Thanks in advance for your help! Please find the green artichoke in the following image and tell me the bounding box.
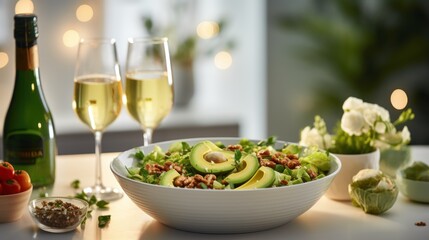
[348,169,398,214]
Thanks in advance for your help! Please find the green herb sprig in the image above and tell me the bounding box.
[74,191,109,209]
[70,181,111,229]
[234,150,242,170]
[98,215,111,228]
[71,179,80,189]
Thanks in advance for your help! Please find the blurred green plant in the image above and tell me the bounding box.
[278,0,429,111]
[142,6,234,69]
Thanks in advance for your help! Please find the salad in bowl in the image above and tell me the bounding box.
[125,137,332,190]
[110,137,341,233]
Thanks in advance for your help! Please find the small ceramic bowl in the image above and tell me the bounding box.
[28,197,88,233]
[396,172,429,203]
[0,185,33,223]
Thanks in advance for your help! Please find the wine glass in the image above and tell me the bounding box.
[72,38,123,201]
[125,37,174,145]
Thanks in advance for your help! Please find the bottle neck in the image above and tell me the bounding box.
[16,44,39,71]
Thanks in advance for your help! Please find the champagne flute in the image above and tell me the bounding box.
[72,38,123,201]
[125,38,174,145]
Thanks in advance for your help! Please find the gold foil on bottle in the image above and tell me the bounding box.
[16,45,39,70]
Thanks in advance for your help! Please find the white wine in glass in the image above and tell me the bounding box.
[125,38,174,145]
[73,38,123,201]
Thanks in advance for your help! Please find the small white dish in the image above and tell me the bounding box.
[0,186,33,223]
[396,172,429,203]
[28,197,88,233]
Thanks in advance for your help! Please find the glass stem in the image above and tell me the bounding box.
[143,128,153,146]
[94,130,103,188]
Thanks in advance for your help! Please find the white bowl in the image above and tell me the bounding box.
[396,171,429,203]
[110,138,341,234]
[0,185,33,223]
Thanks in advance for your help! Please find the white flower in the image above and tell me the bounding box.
[375,125,411,150]
[362,107,378,126]
[341,110,366,136]
[373,139,391,150]
[361,103,389,126]
[378,130,403,148]
[299,127,322,147]
[343,97,364,111]
[299,126,332,149]
[371,103,390,122]
[401,126,411,144]
[300,96,413,154]
[323,134,333,149]
[374,121,387,134]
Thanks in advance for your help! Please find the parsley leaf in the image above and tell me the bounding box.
[181,142,192,153]
[89,195,98,206]
[70,179,80,189]
[74,191,111,229]
[98,215,111,228]
[234,150,242,166]
[133,149,145,160]
[258,136,277,146]
[96,200,109,209]
[74,191,110,209]
[38,187,49,198]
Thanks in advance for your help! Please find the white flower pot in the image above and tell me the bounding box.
[325,149,380,201]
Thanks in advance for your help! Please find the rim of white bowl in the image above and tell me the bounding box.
[0,185,33,198]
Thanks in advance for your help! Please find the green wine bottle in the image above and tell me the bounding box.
[3,14,56,187]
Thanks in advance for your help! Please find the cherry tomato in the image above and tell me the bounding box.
[0,162,15,181]
[2,179,21,195]
[14,170,32,192]
[0,183,3,195]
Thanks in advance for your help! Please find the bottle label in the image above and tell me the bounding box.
[5,133,44,165]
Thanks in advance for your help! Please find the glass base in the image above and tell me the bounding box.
[83,185,123,202]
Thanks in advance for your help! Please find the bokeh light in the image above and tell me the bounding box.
[15,0,34,14]
[76,4,94,22]
[63,30,80,48]
[0,52,9,69]
[197,21,219,39]
[214,51,232,70]
[390,89,408,110]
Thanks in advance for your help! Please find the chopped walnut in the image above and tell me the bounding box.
[307,169,317,179]
[172,174,217,189]
[173,176,187,187]
[257,149,271,159]
[226,144,243,151]
[287,159,301,169]
[146,161,184,175]
[260,159,276,168]
[256,150,301,170]
[280,180,288,186]
[145,163,164,174]
[415,221,426,227]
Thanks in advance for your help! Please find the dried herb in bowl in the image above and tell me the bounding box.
[33,199,83,228]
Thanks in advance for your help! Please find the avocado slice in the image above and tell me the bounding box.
[190,141,236,174]
[159,169,180,187]
[224,154,259,185]
[235,166,275,190]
